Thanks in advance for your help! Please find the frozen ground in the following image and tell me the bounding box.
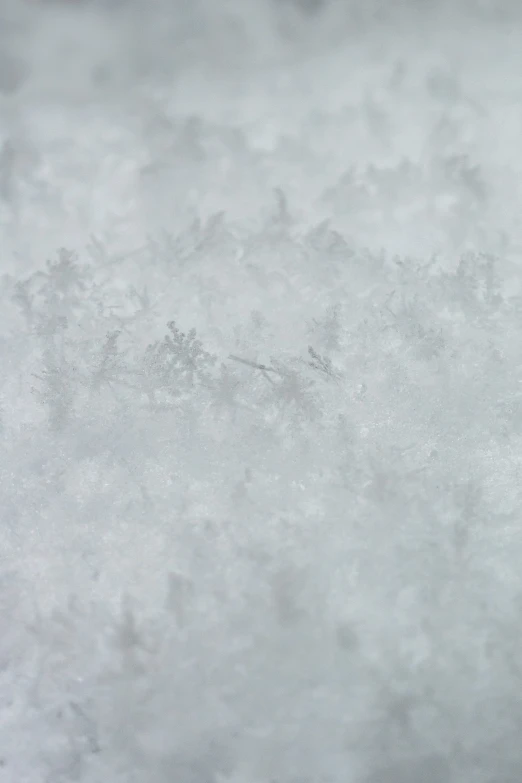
[2,0,522,780]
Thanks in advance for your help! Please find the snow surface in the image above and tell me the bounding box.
[2,0,522,780]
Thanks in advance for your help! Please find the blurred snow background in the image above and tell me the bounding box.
[2,0,522,780]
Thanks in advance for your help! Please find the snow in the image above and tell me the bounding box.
[2,1,522,781]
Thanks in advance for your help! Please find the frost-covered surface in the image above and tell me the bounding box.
[2,1,522,781]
